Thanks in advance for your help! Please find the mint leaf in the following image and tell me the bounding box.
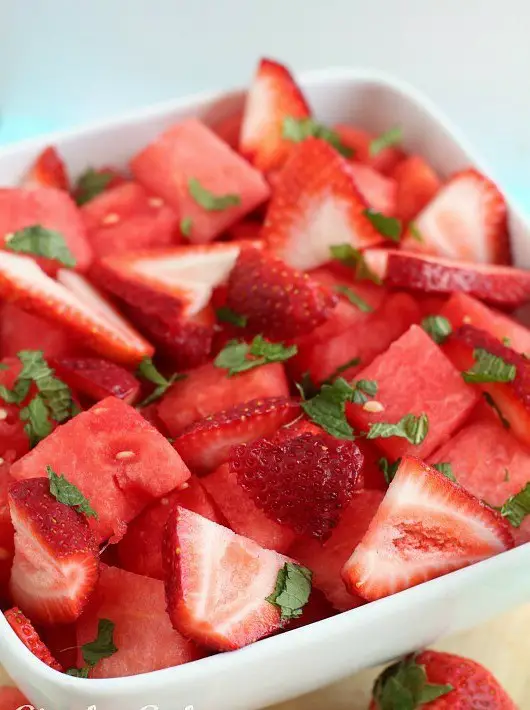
[502,336,511,346]
[47,465,98,519]
[482,392,510,429]
[66,666,91,678]
[364,209,402,242]
[180,217,193,237]
[432,462,456,482]
[17,350,75,423]
[72,618,118,674]
[372,655,452,710]
[462,349,516,384]
[408,222,424,243]
[367,413,429,446]
[499,482,530,527]
[421,315,453,345]
[6,225,76,268]
[266,562,312,622]
[282,117,353,158]
[0,378,31,405]
[335,285,373,313]
[137,357,185,407]
[75,169,112,206]
[369,126,402,157]
[351,379,378,405]
[214,336,297,376]
[301,377,356,440]
[216,306,248,328]
[378,457,401,485]
[188,178,240,211]
[20,395,53,448]
[329,243,382,285]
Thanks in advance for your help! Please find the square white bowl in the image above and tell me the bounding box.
[1,68,530,710]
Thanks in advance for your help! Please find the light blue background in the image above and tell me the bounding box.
[1,0,528,209]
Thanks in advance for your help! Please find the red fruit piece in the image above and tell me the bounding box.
[350,163,397,215]
[262,138,385,271]
[163,506,293,650]
[131,118,270,244]
[440,292,530,355]
[73,166,128,205]
[51,357,140,405]
[391,154,441,222]
[291,490,384,610]
[118,476,220,579]
[40,621,78,670]
[402,168,509,264]
[239,58,311,172]
[0,359,30,462]
[4,607,62,670]
[226,219,262,241]
[158,360,289,437]
[22,146,69,191]
[211,110,243,150]
[230,432,363,540]
[81,181,180,258]
[8,478,99,625]
[343,457,514,601]
[174,396,300,475]
[348,324,478,460]
[76,565,203,678]
[0,685,31,708]
[0,187,92,273]
[10,397,191,542]
[226,247,337,339]
[0,457,15,593]
[332,124,406,174]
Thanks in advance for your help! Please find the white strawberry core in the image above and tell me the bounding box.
[240,76,274,145]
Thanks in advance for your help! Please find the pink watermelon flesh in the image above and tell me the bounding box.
[130,118,270,244]
[118,476,220,579]
[202,463,296,554]
[10,397,191,542]
[76,565,203,677]
[0,686,30,708]
[0,187,92,272]
[348,324,479,459]
[289,490,384,610]
[430,419,530,545]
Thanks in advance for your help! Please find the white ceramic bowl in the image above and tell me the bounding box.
[1,68,530,710]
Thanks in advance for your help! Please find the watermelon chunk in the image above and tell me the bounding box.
[76,565,203,678]
[347,324,479,459]
[130,119,270,244]
[430,419,530,545]
[10,397,191,542]
[0,187,92,272]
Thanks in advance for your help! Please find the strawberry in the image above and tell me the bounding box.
[401,168,509,264]
[350,163,397,215]
[174,396,301,474]
[8,478,99,625]
[342,457,513,601]
[262,138,385,271]
[0,456,15,593]
[4,607,62,670]
[211,110,243,150]
[230,432,363,539]
[332,124,406,174]
[157,360,289,437]
[163,506,295,650]
[371,250,530,308]
[392,154,441,222]
[239,58,311,172]
[50,357,140,405]
[22,146,69,191]
[226,247,337,339]
[226,219,262,241]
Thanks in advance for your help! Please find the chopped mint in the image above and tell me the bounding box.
[216,306,248,328]
[48,465,98,519]
[137,357,186,407]
[367,413,429,446]
[421,315,453,345]
[369,126,403,157]
[351,379,378,405]
[180,217,193,237]
[215,335,297,377]
[20,395,53,448]
[188,178,240,211]
[67,618,118,677]
[462,349,516,384]
[6,225,76,268]
[266,562,312,622]
[74,169,113,206]
[378,457,402,485]
[363,209,402,242]
[282,117,353,158]
[408,222,424,243]
[372,654,452,710]
[335,285,373,313]
[329,243,382,285]
[432,462,456,482]
[301,377,356,440]
[499,482,530,527]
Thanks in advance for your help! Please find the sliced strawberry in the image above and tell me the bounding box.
[211,110,243,150]
[226,219,262,241]
[157,360,289,437]
[117,476,220,579]
[401,168,509,263]
[371,250,530,308]
[22,146,69,191]
[350,163,397,215]
[163,506,294,650]
[391,154,441,223]
[50,357,140,405]
[174,396,300,475]
[8,478,99,625]
[4,607,62,670]
[0,685,31,707]
[226,247,337,339]
[262,139,385,270]
[239,58,311,172]
[342,457,514,601]
[332,124,405,174]
[0,456,15,592]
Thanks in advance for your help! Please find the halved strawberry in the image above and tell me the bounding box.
[262,139,385,270]
[401,168,509,264]
[157,360,289,437]
[226,247,337,339]
[4,607,62,670]
[8,478,99,625]
[350,163,397,215]
[163,506,294,650]
[370,250,530,308]
[50,357,140,405]
[239,58,311,172]
[342,457,514,601]
[22,146,69,191]
[391,154,441,222]
[332,124,405,174]
[174,396,300,475]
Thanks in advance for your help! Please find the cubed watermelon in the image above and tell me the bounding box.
[76,565,203,677]
[130,119,270,244]
[348,324,479,459]
[10,397,191,542]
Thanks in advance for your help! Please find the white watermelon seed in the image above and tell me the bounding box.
[362,400,385,413]
[115,450,135,461]
[102,212,120,225]
[149,197,164,208]
[0,409,8,421]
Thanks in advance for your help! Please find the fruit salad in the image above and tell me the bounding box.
[0,56,528,688]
